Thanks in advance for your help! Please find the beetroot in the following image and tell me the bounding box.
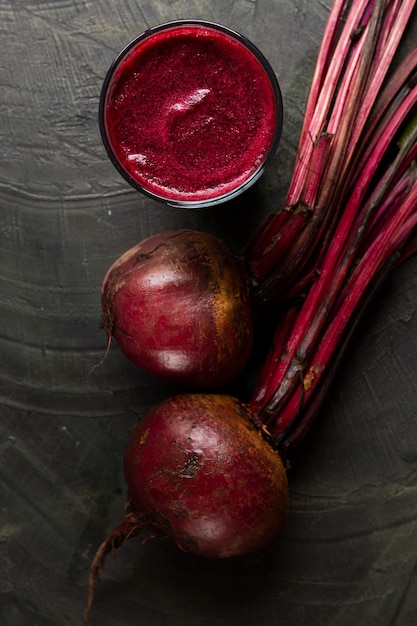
[101,230,253,387]
[84,394,289,622]
[124,394,289,556]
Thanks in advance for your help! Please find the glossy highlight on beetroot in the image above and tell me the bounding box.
[100,21,282,207]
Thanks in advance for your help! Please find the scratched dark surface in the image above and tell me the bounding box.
[1,1,417,625]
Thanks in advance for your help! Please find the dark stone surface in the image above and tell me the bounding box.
[1,2,417,625]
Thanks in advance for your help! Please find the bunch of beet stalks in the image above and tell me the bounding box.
[85,0,417,621]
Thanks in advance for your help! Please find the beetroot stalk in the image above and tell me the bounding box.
[250,69,417,410]
[274,251,399,451]
[344,0,417,160]
[284,0,372,205]
[246,0,368,279]
[255,44,417,337]
[357,42,417,146]
[280,182,417,451]
[250,0,416,305]
[246,0,370,272]
[251,123,417,444]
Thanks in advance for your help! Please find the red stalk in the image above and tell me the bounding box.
[278,252,399,451]
[341,0,416,162]
[254,85,417,397]
[285,0,372,206]
[248,0,369,283]
[248,131,333,291]
[279,181,417,448]
[249,0,416,308]
[359,42,417,141]
[294,0,349,147]
[256,139,416,410]
[250,116,417,446]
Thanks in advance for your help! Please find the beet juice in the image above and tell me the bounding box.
[100,21,282,208]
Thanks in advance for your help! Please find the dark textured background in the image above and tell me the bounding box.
[1,1,417,625]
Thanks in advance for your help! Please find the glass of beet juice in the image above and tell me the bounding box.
[99,20,283,208]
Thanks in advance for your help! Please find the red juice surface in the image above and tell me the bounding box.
[103,24,279,203]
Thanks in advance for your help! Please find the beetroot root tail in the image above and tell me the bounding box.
[88,331,112,375]
[83,510,149,624]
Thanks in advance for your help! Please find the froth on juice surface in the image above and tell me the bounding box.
[103,24,279,204]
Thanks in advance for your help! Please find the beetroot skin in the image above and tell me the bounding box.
[124,393,289,557]
[101,230,254,387]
